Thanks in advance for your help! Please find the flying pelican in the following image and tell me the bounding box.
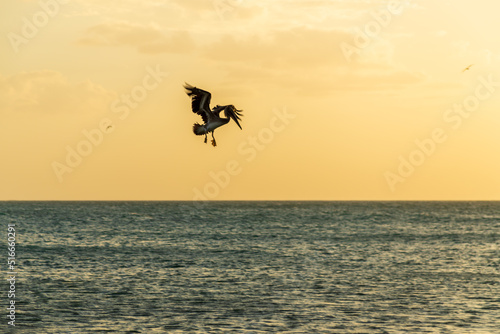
[184,83,243,147]
[462,64,474,72]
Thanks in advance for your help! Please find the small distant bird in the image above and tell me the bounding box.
[462,64,474,72]
[106,125,113,130]
[184,83,243,147]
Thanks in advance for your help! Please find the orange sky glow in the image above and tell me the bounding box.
[2,0,500,200]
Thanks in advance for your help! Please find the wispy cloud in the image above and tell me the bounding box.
[200,26,425,94]
[0,71,115,114]
[78,21,195,54]
[203,27,354,68]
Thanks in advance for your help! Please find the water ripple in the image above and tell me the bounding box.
[1,201,499,333]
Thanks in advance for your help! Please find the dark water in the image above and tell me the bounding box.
[1,201,499,333]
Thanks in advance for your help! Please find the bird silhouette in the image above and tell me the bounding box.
[462,64,474,72]
[184,84,243,147]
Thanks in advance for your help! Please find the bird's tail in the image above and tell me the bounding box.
[193,123,207,135]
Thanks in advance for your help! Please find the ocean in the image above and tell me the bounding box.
[1,201,499,333]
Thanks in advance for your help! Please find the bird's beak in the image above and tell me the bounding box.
[235,119,242,130]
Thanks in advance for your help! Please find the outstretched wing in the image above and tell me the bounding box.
[224,105,243,130]
[184,83,212,123]
[462,64,473,72]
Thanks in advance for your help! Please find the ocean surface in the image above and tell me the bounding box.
[1,201,499,333]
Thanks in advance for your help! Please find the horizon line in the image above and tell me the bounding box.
[2,199,500,202]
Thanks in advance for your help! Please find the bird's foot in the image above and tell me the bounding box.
[211,139,217,147]
[204,136,207,144]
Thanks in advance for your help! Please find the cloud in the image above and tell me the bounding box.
[169,0,263,19]
[0,71,115,114]
[203,26,354,68]
[217,63,425,97]
[199,26,425,94]
[78,21,195,54]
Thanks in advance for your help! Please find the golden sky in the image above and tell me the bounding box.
[2,0,500,200]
